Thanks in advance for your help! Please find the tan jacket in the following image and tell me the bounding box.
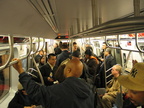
[106,77,120,98]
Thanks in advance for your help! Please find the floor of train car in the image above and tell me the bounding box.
[0,89,16,108]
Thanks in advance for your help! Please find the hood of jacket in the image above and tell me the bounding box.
[61,50,71,57]
[63,77,91,99]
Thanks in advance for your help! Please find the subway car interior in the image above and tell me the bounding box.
[0,0,144,108]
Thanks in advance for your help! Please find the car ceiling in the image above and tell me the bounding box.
[0,0,143,39]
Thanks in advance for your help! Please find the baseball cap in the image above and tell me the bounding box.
[85,49,93,56]
[118,63,144,91]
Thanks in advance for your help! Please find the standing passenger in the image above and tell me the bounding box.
[99,42,107,61]
[39,53,57,86]
[53,43,62,55]
[72,42,80,52]
[34,50,44,63]
[99,48,116,88]
[84,49,99,76]
[56,43,71,66]
[12,58,94,108]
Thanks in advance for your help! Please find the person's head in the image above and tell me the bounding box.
[104,48,111,56]
[111,64,122,77]
[47,53,56,66]
[64,59,83,78]
[85,44,93,51]
[102,42,107,50]
[85,49,93,59]
[39,56,45,65]
[73,42,78,51]
[54,43,59,48]
[18,82,27,95]
[73,42,77,46]
[72,51,80,60]
[118,63,144,106]
[39,50,44,56]
[55,64,66,83]
[61,43,68,50]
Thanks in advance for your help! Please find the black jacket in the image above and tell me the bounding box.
[84,56,99,76]
[19,73,94,108]
[54,47,62,55]
[56,50,71,66]
[99,54,116,88]
[8,91,36,108]
[39,63,58,86]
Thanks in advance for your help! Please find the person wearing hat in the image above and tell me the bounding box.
[8,83,38,108]
[118,62,144,107]
[84,49,99,76]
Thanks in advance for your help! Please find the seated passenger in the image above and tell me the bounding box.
[12,58,94,108]
[101,64,122,108]
[38,56,46,68]
[8,83,39,108]
[118,62,144,108]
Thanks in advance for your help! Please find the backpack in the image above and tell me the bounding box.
[60,58,70,66]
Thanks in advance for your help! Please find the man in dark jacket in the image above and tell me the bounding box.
[12,58,94,108]
[39,53,57,86]
[34,50,44,63]
[53,43,61,55]
[99,48,116,88]
[56,43,71,66]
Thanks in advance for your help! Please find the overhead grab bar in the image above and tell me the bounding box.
[36,38,45,52]
[31,37,40,55]
[19,37,33,60]
[0,35,14,70]
[123,51,132,70]
[41,38,45,51]
[105,35,141,53]
[135,33,144,53]
[70,16,144,38]
[31,55,44,85]
[117,35,122,49]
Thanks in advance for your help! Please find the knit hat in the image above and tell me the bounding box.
[118,63,144,91]
[85,49,93,56]
[72,51,80,58]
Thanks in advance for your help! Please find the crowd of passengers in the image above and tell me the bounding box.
[8,42,144,108]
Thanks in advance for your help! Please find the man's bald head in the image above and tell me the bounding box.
[64,59,83,78]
